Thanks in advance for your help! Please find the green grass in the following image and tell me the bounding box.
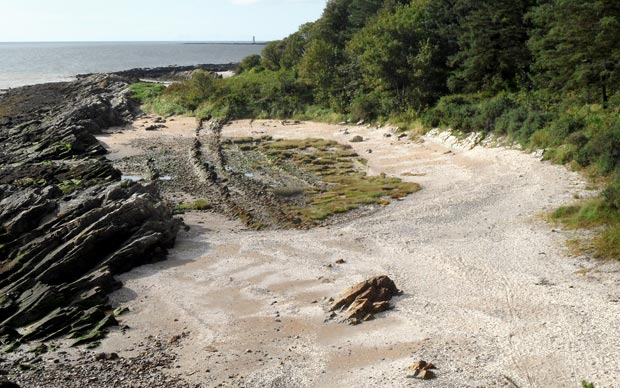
[549,198,620,228]
[129,83,166,103]
[549,197,620,259]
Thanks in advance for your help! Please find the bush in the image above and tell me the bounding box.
[129,83,166,103]
[471,93,517,133]
[238,54,262,74]
[422,94,482,132]
[603,178,620,209]
[154,69,313,120]
[350,92,382,121]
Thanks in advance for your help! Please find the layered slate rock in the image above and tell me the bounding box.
[330,275,401,325]
[0,75,181,348]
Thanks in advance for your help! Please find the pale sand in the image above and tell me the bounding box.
[98,118,620,387]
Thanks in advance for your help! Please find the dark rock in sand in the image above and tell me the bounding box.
[0,379,21,388]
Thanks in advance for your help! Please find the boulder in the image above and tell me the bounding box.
[350,135,364,143]
[330,275,400,324]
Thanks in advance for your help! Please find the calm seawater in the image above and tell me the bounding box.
[0,42,266,89]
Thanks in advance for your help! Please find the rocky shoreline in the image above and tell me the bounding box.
[0,74,182,370]
[77,63,238,84]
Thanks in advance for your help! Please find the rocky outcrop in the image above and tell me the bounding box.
[330,276,401,325]
[0,74,136,165]
[77,63,238,83]
[0,75,181,348]
[0,182,180,346]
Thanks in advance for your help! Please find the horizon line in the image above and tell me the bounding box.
[0,40,272,43]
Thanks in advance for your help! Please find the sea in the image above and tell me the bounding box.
[0,42,266,89]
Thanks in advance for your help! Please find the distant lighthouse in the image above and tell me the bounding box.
[253,36,256,44]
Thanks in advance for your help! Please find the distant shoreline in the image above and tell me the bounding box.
[0,63,239,92]
[0,41,264,89]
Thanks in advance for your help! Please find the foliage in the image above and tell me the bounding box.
[129,83,165,103]
[151,69,312,119]
[238,54,262,73]
[347,3,447,113]
[448,0,532,93]
[143,0,620,224]
[529,0,620,106]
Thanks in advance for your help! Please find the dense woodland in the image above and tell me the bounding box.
[138,0,620,257]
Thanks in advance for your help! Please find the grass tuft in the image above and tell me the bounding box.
[550,197,620,260]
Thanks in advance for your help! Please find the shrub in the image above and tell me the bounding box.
[129,83,165,103]
[350,92,382,121]
[603,178,620,209]
[422,94,481,132]
[238,54,262,74]
[471,93,517,133]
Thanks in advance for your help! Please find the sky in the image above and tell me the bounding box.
[0,0,327,42]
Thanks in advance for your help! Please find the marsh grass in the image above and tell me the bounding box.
[235,137,420,226]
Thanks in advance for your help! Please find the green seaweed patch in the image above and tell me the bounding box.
[71,314,117,347]
[175,199,212,212]
[57,179,83,194]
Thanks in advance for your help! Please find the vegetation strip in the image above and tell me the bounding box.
[130,0,620,261]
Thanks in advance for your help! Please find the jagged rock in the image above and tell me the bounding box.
[330,275,400,325]
[0,182,180,344]
[407,360,436,380]
[0,75,181,347]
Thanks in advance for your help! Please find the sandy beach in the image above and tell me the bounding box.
[93,117,620,388]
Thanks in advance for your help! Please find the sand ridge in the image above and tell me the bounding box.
[98,118,620,387]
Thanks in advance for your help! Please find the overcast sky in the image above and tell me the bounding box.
[0,0,327,42]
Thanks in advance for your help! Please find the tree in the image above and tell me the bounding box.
[238,54,262,73]
[298,39,340,105]
[347,3,447,112]
[529,0,620,106]
[448,0,532,93]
